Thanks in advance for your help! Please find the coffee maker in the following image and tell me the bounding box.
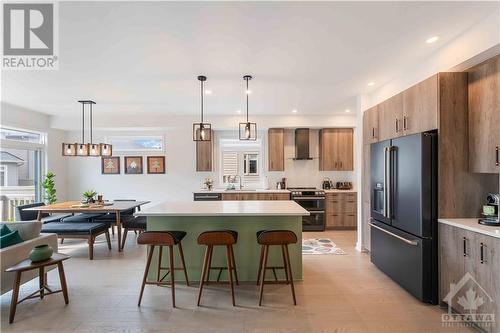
[479,193,500,226]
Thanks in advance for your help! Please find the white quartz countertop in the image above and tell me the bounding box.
[438,218,500,239]
[194,189,290,194]
[136,200,310,217]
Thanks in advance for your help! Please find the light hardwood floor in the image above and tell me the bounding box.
[0,230,474,333]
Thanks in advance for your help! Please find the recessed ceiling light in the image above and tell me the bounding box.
[246,90,252,95]
[236,109,242,113]
[292,109,298,113]
[426,36,439,44]
[345,109,351,113]
[367,82,375,87]
[205,89,212,95]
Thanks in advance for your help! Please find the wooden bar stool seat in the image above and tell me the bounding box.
[137,231,189,308]
[197,230,239,306]
[256,230,297,306]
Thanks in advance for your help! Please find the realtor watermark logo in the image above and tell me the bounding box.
[2,2,59,70]
[442,272,495,329]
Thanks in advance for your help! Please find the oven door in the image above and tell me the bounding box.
[294,197,325,211]
[302,210,325,231]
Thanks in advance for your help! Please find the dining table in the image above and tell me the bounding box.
[24,200,150,251]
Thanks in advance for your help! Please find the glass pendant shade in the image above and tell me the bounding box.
[62,143,76,156]
[89,143,101,156]
[193,123,212,141]
[76,143,89,156]
[100,143,113,156]
[239,122,257,140]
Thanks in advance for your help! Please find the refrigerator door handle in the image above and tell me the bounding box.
[383,147,388,218]
[370,222,419,246]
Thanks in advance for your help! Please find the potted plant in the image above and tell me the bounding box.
[82,190,98,204]
[42,171,57,204]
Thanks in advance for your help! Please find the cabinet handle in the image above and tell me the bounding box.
[403,116,407,131]
[372,127,375,139]
[496,146,499,166]
[463,237,467,257]
[395,118,399,133]
[480,242,486,264]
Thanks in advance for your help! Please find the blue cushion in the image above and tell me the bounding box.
[41,222,109,235]
[0,230,24,249]
[0,224,11,237]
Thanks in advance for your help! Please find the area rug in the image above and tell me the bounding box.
[302,238,346,255]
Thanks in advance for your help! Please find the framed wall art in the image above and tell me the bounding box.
[101,156,120,174]
[124,156,143,174]
[147,156,165,174]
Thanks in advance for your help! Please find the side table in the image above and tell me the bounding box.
[5,253,70,324]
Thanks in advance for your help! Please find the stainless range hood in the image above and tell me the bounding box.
[293,128,313,160]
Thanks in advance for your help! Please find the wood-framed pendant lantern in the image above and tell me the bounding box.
[193,75,212,141]
[62,100,112,157]
[239,75,257,140]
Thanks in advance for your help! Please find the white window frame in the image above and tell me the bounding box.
[104,135,164,152]
[243,152,260,176]
[0,165,7,186]
[218,137,263,188]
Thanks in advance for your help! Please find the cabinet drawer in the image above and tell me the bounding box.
[326,213,357,228]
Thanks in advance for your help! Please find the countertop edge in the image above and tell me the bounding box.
[438,218,500,239]
[135,212,309,217]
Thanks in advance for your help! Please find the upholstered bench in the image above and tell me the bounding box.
[41,222,111,260]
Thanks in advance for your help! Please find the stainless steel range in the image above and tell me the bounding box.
[288,187,325,231]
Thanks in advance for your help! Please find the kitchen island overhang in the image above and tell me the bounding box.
[135,201,309,282]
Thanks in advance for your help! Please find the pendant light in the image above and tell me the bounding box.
[62,100,112,157]
[239,75,257,140]
[193,75,211,141]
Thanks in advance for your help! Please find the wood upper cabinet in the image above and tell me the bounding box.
[402,74,438,135]
[319,128,353,171]
[378,93,403,141]
[363,106,379,144]
[196,130,213,172]
[468,55,500,174]
[268,128,285,171]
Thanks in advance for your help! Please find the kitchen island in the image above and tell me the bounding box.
[135,201,309,282]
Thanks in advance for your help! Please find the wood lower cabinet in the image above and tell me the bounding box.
[268,128,285,171]
[439,223,499,333]
[325,192,357,229]
[468,55,500,174]
[221,192,290,201]
[319,128,353,171]
[195,130,213,172]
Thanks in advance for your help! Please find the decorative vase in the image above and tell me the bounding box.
[29,244,53,262]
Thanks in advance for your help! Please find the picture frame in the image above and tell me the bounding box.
[101,156,120,175]
[124,156,143,174]
[147,156,165,174]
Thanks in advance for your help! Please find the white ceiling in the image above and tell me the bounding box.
[2,1,497,120]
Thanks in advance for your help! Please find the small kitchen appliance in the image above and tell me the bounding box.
[479,193,500,226]
[322,178,333,190]
[336,182,352,190]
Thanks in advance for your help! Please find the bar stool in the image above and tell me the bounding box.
[256,230,297,306]
[197,230,239,306]
[137,231,189,308]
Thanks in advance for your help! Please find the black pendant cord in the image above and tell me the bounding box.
[245,77,249,123]
[200,79,204,123]
[89,102,93,145]
[81,102,85,144]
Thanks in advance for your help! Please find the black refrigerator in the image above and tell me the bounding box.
[370,131,438,304]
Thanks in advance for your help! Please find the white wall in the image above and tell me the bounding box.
[63,115,357,205]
